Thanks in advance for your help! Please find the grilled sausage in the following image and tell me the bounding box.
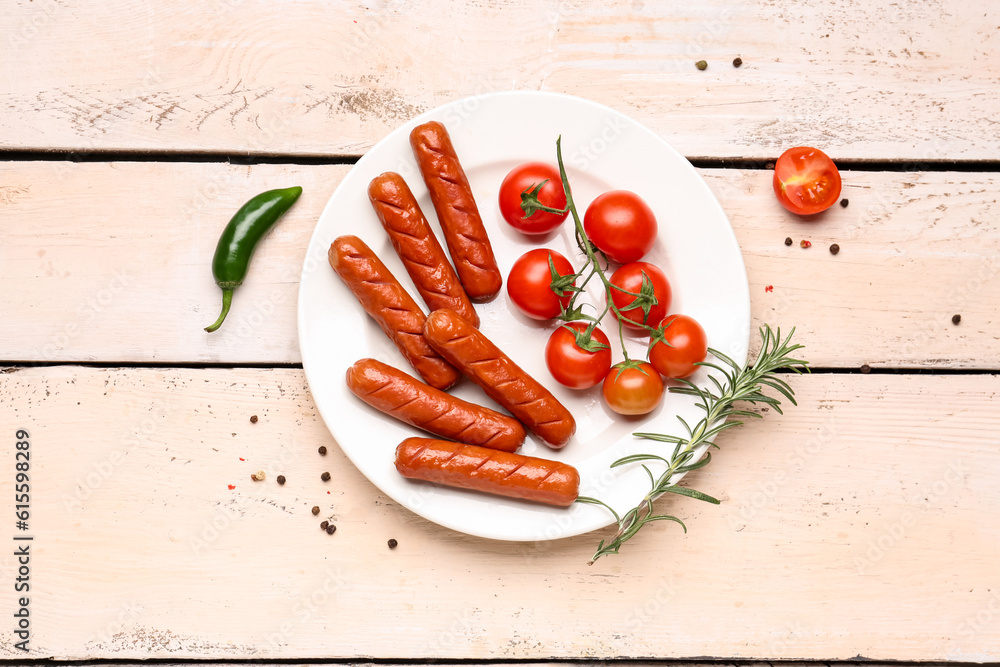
[329,236,460,390]
[367,172,479,327]
[423,308,576,449]
[395,437,579,507]
[409,121,502,301]
[346,358,524,452]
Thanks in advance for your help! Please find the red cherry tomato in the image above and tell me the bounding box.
[506,248,575,320]
[608,262,672,330]
[583,190,657,263]
[648,314,708,379]
[772,146,842,215]
[602,362,664,416]
[545,322,613,389]
[498,162,568,235]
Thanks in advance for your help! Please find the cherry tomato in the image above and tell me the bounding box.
[648,314,707,379]
[583,190,657,263]
[498,162,568,235]
[545,322,613,389]
[506,248,575,320]
[772,146,842,215]
[608,262,672,330]
[602,362,664,416]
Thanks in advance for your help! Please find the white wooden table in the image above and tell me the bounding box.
[2,0,998,663]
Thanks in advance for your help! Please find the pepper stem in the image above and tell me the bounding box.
[205,289,233,333]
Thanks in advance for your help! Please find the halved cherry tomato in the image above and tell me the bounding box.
[772,146,842,215]
[545,322,612,389]
[602,361,664,415]
[583,190,657,263]
[648,314,707,379]
[506,248,575,320]
[608,262,672,330]
[498,162,568,235]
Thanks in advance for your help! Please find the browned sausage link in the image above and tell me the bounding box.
[423,309,576,449]
[409,121,502,301]
[346,358,525,452]
[395,437,580,507]
[328,236,460,390]
[367,172,480,327]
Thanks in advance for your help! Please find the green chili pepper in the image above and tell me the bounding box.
[205,186,303,333]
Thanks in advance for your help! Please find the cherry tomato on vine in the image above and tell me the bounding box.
[648,314,707,379]
[608,262,672,330]
[545,322,613,389]
[583,190,657,263]
[506,248,575,320]
[772,146,842,215]
[602,362,664,416]
[498,162,568,235]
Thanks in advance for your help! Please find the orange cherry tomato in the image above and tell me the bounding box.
[602,362,664,416]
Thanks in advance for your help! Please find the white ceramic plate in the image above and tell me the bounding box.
[298,91,750,542]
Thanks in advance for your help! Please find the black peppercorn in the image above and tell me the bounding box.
[733,57,743,68]
[840,198,849,208]
[320,520,329,530]
[318,446,327,456]
[277,475,286,485]
[830,243,840,255]
[326,524,337,535]
[784,237,793,246]
[860,364,871,374]
[321,472,331,482]
[388,539,398,549]
[311,506,320,516]
[952,314,961,325]
[250,415,258,423]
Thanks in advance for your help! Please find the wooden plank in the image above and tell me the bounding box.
[1,0,998,159]
[0,368,997,660]
[2,161,998,368]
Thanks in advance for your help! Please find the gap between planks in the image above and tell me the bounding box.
[5,150,1000,174]
[3,364,1000,375]
[0,663,988,667]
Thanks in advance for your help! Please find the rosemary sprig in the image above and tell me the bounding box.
[578,325,809,564]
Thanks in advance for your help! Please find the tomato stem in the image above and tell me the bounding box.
[552,136,660,353]
[519,179,571,219]
[616,312,631,362]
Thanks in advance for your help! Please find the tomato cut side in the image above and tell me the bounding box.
[773,146,842,215]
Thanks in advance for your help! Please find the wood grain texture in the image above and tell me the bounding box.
[1,0,998,159]
[0,367,997,660]
[0,162,348,364]
[2,162,997,367]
